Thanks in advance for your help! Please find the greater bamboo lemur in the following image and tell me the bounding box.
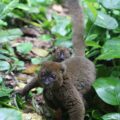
[51,46,72,62]
[16,0,96,119]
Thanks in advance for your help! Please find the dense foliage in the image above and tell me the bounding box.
[0,0,120,120]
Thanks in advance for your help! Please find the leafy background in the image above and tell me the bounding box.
[0,0,120,120]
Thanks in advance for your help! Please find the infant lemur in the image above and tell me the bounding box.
[17,0,96,120]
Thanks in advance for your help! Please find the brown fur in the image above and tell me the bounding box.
[62,0,85,56]
[40,57,95,106]
[41,63,85,120]
[51,46,72,62]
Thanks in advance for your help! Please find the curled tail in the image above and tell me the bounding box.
[63,0,85,56]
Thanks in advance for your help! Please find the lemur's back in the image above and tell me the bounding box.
[63,56,96,94]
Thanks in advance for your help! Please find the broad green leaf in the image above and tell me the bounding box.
[13,60,25,71]
[55,40,72,48]
[10,57,25,71]
[85,34,98,41]
[114,28,120,33]
[17,61,25,70]
[39,34,52,41]
[85,0,97,2]
[36,87,43,94]
[0,3,5,14]
[85,34,100,48]
[0,54,10,61]
[51,14,70,36]
[0,61,10,71]
[0,49,9,55]
[92,110,102,120]
[32,48,48,57]
[31,57,44,64]
[97,38,120,60]
[0,108,22,120]
[31,56,51,64]
[86,41,101,48]
[93,77,120,105]
[17,3,39,13]
[102,113,120,120]
[97,51,120,60]
[0,0,19,19]
[0,77,3,84]
[0,87,13,97]
[84,1,98,22]
[27,0,53,6]
[95,12,118,29]
[0,19,7,26]
[16,42,33,54]
[99,0,120,9]
[0,28,23,43]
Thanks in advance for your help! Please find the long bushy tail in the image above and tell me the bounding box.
[63,0,85,56]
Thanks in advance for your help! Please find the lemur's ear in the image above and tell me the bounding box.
[48,47,57,55]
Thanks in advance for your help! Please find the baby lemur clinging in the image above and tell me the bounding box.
[51,46,72,62]
[16,0,96,119]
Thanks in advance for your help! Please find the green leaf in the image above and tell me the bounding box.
[10,57,19,71]
[0,0,19,19]
[0,61,10,71]
[85,0,97,2]
[0,77,3,84]
[0,49,9,55]
[86,34,98,41]
[0,54,10,61]
[0,28,23,43]
[27,0,53,6]
[36,87,43,94]
[92,110,102,120]
[99,0,120,9]
[55,40,72,48]
[51,14,71,36]
[86,41,101,48]
[0,108,22,120]
[12,59,25,71]
[84,1,98,22]
[16,61,25,71]
[16,42,33,54]
[0,87,13,97]
[102,113,120,120]
[39,34,52,41]
[31,57,50,64]
[17,3,39,13]
[0,19,7,26]
[95,12,118,29]
[85,34,100,48]
[93,77,120,105]
[97,38,120,60]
